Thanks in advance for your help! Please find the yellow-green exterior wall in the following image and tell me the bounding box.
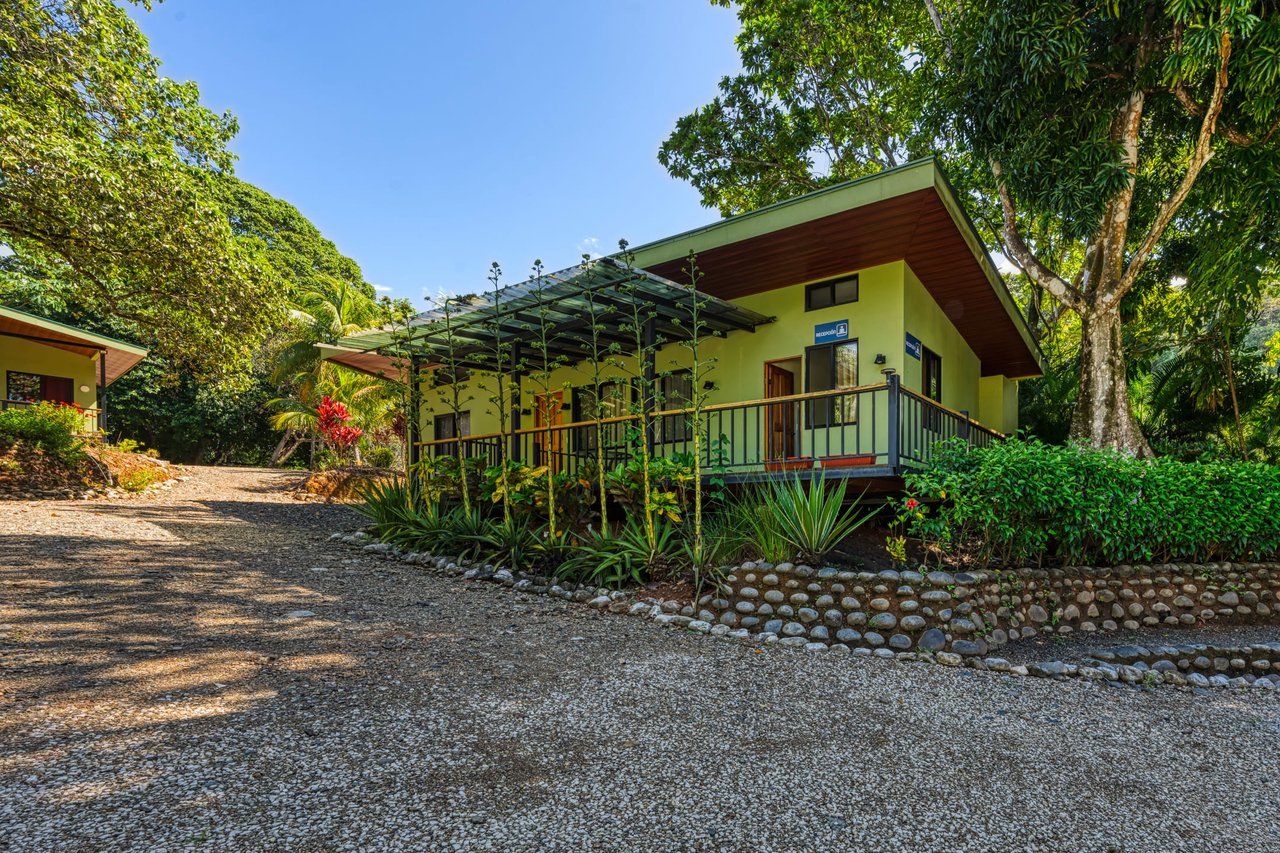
[416,259,1016,441]
[0,336,100,410]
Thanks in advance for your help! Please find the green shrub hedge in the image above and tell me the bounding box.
[904,438,1280,566]
[0,402,85,459]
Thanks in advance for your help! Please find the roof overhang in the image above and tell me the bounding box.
[315,343,406,380]
[630,158,1045,379]
[327,258,775,375]
[0,305,149,385]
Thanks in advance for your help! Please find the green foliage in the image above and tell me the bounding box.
[116,468,162,492]
[604,452,696,523]
[472,516,546,571]
[763,476,875,562]
[905,438,1280,566]
[0,402,85,460]
[720,491,792,564]
[559,518,680,589]
[0,0,279,372]
[660,0,936,215]
[364,446,396,469]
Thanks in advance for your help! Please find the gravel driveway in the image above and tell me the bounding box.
[1,467,1278,852]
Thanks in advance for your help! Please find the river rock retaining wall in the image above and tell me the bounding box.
[700,562,1280,656]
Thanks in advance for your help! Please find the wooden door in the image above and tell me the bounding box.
[40,376,74,405]
[765,364,796,460]
[534,391,565,472]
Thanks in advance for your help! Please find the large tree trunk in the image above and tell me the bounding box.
[1071,307,1152,457]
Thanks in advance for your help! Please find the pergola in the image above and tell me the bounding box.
[322,257,774,467]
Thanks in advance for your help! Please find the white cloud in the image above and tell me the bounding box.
[577,236,602,259]
[373,284,391,293]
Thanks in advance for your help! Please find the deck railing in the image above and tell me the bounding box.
[416,375,1002,482]
[1,398,101,434]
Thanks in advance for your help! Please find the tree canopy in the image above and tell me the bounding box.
[0,0,278,371]
[663,0,1280,456]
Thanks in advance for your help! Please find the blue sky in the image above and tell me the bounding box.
[131,2,742,304]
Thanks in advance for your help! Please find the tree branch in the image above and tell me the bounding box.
[923,0,952,59]
[1172,83,1275,146]
[990,159,1083,310]
[1115,30,1232,301]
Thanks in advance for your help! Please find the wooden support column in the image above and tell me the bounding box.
[97,350,108,438]
[509,341,522,463]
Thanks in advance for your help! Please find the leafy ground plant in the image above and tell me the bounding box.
[765,475,875,563]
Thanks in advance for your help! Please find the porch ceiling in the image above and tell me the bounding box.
[330,258,775,375]
[0,305,148,385]
[632,159,1045,379]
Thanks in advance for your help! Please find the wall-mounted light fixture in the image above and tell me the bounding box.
[78,384,91,393]
[703,380,715,390]
[873,353,887,365]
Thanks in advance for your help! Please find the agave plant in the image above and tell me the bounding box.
[354,478,445,551]
[765,476,874,562]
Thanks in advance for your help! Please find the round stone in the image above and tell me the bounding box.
[863,631,886,647]
[823,608,844,627]
[869,598,891,611]
[888,633,913,650]
[789,592,811,605]
[900,614,926,633]
[846,611,867,626]
[739,587,759,599]
[835,628,862,644]
[797,607,820,624]
[868,612,897,630]
[917,627,947,652]
[840,597,861,610]
[734,600,756,614]
[809,625,831,642]
[781,622,807,637]
[763,590,785,604]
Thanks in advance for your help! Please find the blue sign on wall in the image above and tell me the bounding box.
[905,332,922,360]
[814,319,849,345]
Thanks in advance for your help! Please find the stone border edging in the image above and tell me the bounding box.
[333,531,1280,694]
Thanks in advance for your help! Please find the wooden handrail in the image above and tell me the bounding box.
[414,383,895,447]
[413,382,1004,447]
[898,386,1005,439]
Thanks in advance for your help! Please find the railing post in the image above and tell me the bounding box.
[885,371,901,473]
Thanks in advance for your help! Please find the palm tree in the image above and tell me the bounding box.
[267,277,399,465]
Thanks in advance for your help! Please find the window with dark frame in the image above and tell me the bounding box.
[658,370,693,443]
[804,340,859,427]
[922,347,943,432]
[5,371,73,404]
[804,274,859,311]
[432,410,470,455]
[572,381,631,455]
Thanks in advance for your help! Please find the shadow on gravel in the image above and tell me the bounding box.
[0,498,365,756]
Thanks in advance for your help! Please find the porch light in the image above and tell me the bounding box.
[873,353,886,365]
